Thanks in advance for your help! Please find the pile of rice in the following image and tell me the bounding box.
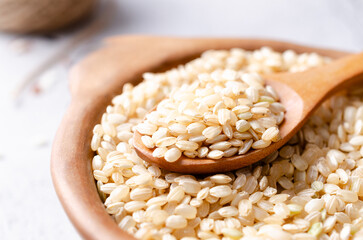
[136,69,285,162]
[91,47,363,240]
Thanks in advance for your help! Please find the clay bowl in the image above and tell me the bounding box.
[51,36,349,240]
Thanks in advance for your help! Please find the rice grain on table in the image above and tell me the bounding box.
[91,47,363,240]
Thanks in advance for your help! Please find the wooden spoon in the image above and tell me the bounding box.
[134,52,363,174]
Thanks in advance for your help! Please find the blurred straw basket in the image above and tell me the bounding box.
[0,0,97,34]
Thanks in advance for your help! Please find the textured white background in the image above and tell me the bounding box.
[1,0,363,239]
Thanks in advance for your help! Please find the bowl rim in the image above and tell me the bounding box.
[51,35,350,240]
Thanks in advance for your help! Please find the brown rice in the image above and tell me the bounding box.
[91,47,363,240]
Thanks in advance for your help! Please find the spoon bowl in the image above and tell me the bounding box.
[134,52,363,174]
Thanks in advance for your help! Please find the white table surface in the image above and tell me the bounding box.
[1,0,363,239]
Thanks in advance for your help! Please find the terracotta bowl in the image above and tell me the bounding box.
[51,36,349,240]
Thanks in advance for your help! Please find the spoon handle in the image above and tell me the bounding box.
[275,52,363,114]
